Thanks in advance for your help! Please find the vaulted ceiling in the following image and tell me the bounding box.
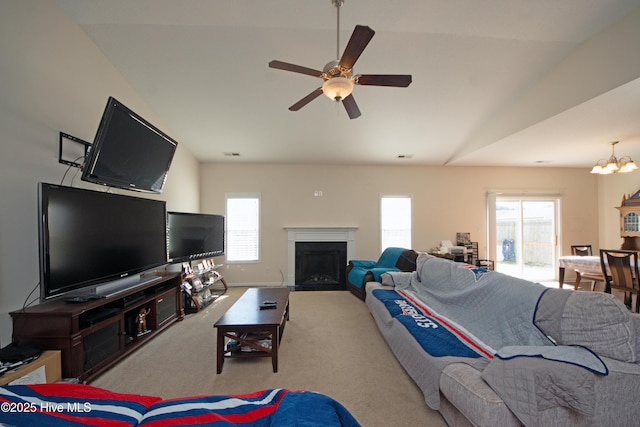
[54,0,640,169]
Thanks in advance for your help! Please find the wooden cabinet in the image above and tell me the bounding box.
[619,206,640,236]
[617,191,640,251]
[617,190,640,250]
[10,272,183,383]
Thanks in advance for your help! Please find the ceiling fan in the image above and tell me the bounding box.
[268,0,412,119]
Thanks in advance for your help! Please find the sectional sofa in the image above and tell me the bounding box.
[366,255,640,426]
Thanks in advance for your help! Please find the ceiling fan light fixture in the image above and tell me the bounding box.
[268,0,411,118]
[322,77,353,101]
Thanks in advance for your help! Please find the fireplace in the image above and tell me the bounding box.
[295,241,347,291]
[284,227,357,291]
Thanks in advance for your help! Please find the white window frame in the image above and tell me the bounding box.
[225,192,261,263]
[380,194,412,251]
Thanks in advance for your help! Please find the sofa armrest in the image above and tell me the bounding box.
[348,260,377,269]
[380,271,412,287]
[369,267,400,282]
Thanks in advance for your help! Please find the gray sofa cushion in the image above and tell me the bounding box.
[535,289,637,363]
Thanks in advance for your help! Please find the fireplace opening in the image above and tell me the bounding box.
[295,241,347,291]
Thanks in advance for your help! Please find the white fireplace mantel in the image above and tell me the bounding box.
[284,227,357,288]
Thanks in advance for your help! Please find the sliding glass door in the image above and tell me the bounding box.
[488,195,560,281]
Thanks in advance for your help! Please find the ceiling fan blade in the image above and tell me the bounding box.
[342,94,361,119]
[269,60,323,78]
[338,25,375,71]
[288,88,324,111]
[355,74,413,87]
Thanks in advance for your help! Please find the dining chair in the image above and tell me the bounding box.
[570,245,592,256]
[570,245,604,291]
[599,249,640,312]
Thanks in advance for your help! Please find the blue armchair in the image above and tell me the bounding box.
[346,247,418,300]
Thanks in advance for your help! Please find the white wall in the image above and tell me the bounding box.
[0,1,200,346]
[200,163,601,286]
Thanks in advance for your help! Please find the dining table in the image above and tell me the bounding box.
[557,255,602,288]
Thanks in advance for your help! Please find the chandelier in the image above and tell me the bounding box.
[590,141,638,174]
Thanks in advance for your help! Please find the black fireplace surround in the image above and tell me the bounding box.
[295,241,347,291]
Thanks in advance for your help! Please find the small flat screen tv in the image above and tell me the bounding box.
[38,182,168,300]
[167,212,225,263]
[81,96,178,194]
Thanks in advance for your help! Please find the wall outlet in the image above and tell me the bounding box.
[314,190,323,197]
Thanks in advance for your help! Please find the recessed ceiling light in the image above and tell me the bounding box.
[397,154,413,159]
[223,152,241,157]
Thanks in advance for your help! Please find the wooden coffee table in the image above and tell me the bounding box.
[214,287,290,373]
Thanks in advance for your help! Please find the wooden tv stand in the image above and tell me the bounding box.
[10,272,183,383]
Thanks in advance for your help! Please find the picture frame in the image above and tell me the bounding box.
[456,232,471,246]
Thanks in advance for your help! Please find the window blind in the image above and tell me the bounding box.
[226,195,260,262]
[381,195,412,250]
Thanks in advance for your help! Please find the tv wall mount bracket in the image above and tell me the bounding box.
[59,131,91,168]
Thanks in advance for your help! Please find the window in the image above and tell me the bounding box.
[381,195,412,250]
[225,193,260,262]
[487,193,560,281]
[624,212,639,233]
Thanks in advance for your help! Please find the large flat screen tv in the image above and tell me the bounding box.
[81,96,178,194]
[38,182,168,301]
[167,212,225,263]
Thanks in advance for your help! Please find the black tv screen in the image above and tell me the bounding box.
[167,212,225,263]
[81,96,178,194]
[38,183,168,300]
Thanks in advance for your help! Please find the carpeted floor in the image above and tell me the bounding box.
[91,287,447,426]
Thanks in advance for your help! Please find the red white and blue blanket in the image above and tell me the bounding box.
[372,288,492,359]
[0,384,361,427]
[377,258,608,375]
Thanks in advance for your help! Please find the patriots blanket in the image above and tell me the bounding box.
[372,257,609,423]
[0,384,361,427]
[393,257,552,351]
[388,257,608,374]
[372,288,492,359]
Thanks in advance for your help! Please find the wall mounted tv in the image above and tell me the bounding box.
[38,182,168,301]
[81,96,178,194]
[167,212,225,263]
